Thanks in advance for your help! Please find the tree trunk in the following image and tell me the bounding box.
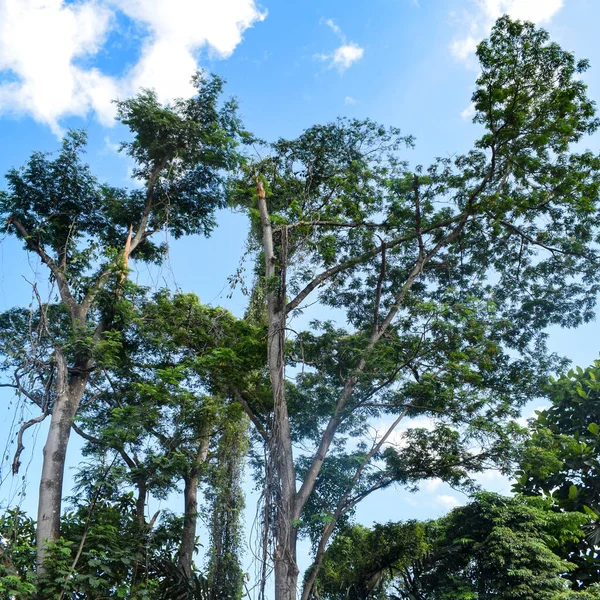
[255,178,299,600]
[36,351,88,573]
[178,473,200,579]
[178,430,211,578]
[274,521,299,600]
[135,476,147,529]
[270,309,299,600]
[207,414,248,600]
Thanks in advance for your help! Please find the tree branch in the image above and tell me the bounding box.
[232,388,269,443]
[6,217,77,314]
[285,213,465,315]
[12,411,49,474]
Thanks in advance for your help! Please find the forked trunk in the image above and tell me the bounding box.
[255,177,300,600]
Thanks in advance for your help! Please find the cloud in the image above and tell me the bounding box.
[435,494,462,509]
[103,135,121,154]
[344,95,356,105]
[451,0,564,64]
[322,17,342,38]
[424,478,444,492]
[114,0,267,102]
[374,415,437,450]
[460,102,476,119]
[331,44,364,71]
[317,18,364,72]
[0,0,266,132]
[515,403,550,428]
[0,0,117,133]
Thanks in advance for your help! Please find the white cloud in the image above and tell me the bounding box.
[481,0,563,23]
[331,44,364,71]
[322,17,342,38]
[344,95,356,105]
[460,102,476,119]
[424,478,444,492]
[0,0,116,133]
[374,415,437,450]
[317,18,364,72]
[114,0,267,102]
[515,403,550,428]
[435,494,462,509]
[103,135,121,154]
[451,0,564,64]
[0,0,266,132]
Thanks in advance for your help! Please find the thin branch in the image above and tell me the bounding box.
[413,174,425,259]
[71,422,103,446]
[274,220,391,231]
[232,388,269,443]
[500,219,598,264]
[285,213,465,315]
[373,238,386,334]
[6,217,77,314]
[12,411,49,474]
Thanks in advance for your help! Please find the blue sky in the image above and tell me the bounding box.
[1,0,600,585]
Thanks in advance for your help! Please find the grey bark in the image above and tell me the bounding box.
[255,178,299,600]
[36,349,89,573]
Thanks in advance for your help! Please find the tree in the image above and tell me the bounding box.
[0,73,243,572]
[515,361,600,589]
[316,493,596,600]
[314,520,427,600]
[0,487,213,599]
[73,290,260,589]
[0,289,263,598]
[229,17,600,600]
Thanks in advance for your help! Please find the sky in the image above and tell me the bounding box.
[1,0,600,588]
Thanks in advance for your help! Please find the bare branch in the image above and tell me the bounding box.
[13,411,49,474]
[71,422,103,446]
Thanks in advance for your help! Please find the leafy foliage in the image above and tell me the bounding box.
[316,494,592,600]
[516,361,600,588]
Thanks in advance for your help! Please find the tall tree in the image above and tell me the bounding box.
[229,17,600,599]
[0,73,242,572]
[70,289,262,592]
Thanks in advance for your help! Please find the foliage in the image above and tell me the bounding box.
[0,495,217,600]
[227,16,600,599]
[316,493,591,600]
[314,521,427,599]
[206,408,249,600]
[515,361,600,588]
[0,509,37,599]
[0,70,245,571]
[1,16,600,600]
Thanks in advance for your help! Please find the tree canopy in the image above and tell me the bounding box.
[0,15,599,600]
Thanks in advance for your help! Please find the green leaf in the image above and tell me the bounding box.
[568,485,578,500]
